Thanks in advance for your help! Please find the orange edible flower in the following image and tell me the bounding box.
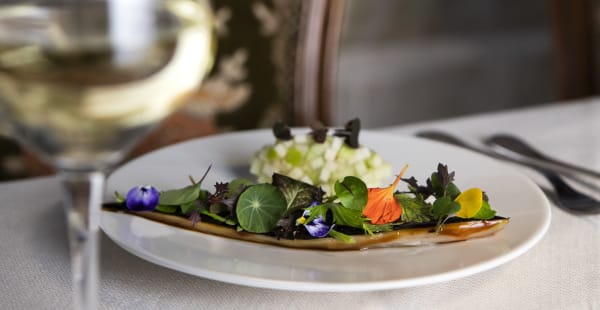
[363,164,409,224]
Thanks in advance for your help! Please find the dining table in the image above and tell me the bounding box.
[1,97,599,309]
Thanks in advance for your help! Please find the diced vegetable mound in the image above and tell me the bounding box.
[250,134,392,193]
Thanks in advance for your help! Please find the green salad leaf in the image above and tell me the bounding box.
[180,201,199,215]
[227,178,254,198]
[334,176,367,211]
[330,203,365,228]
[328,230,355,243]
[272,173,323,215]
[431,196,460,219]
[159,184,201,206]
[396,194,433,223]
[303,204,329,224]
[472,200,496,220]
[155,204,178,213]
[363,222,393,234]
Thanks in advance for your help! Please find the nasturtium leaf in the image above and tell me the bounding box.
[330,203,365,228]
[472,200,496,220]
[431,196,460,219]
[396,194,433,223]
[272,173,322,214]
[334,176,367,211]
[159,184,201,206]
[236,184,287,233]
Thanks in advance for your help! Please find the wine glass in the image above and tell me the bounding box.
[0,0,215,308]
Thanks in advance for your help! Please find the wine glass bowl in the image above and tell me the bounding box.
[0,1,215,308]
[0,0,214,170]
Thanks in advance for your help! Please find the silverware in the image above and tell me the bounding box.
[416,130,600,214]
[485,134,600,180]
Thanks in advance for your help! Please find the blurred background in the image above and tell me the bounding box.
[0,0,598,180]
[337,0,556,127]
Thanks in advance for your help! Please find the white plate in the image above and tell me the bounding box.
[101,130,551,291]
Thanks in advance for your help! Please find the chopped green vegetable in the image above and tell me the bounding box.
[250,122,392,193]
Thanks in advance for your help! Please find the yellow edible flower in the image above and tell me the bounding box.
[454,187,483,218]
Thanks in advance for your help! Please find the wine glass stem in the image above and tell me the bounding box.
[59,171,105,310]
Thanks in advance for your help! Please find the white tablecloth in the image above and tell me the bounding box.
[1,99,599,309]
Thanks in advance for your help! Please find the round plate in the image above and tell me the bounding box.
[101,130,551,291]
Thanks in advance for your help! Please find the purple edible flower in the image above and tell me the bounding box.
[301,207,334,238]
[125,185,159,211]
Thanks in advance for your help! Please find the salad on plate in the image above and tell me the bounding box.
[103,119,509,250]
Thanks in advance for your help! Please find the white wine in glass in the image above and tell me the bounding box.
[0,0,215,308]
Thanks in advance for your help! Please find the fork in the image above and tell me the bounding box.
[416,130,600,214]
[485,134,600,180]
